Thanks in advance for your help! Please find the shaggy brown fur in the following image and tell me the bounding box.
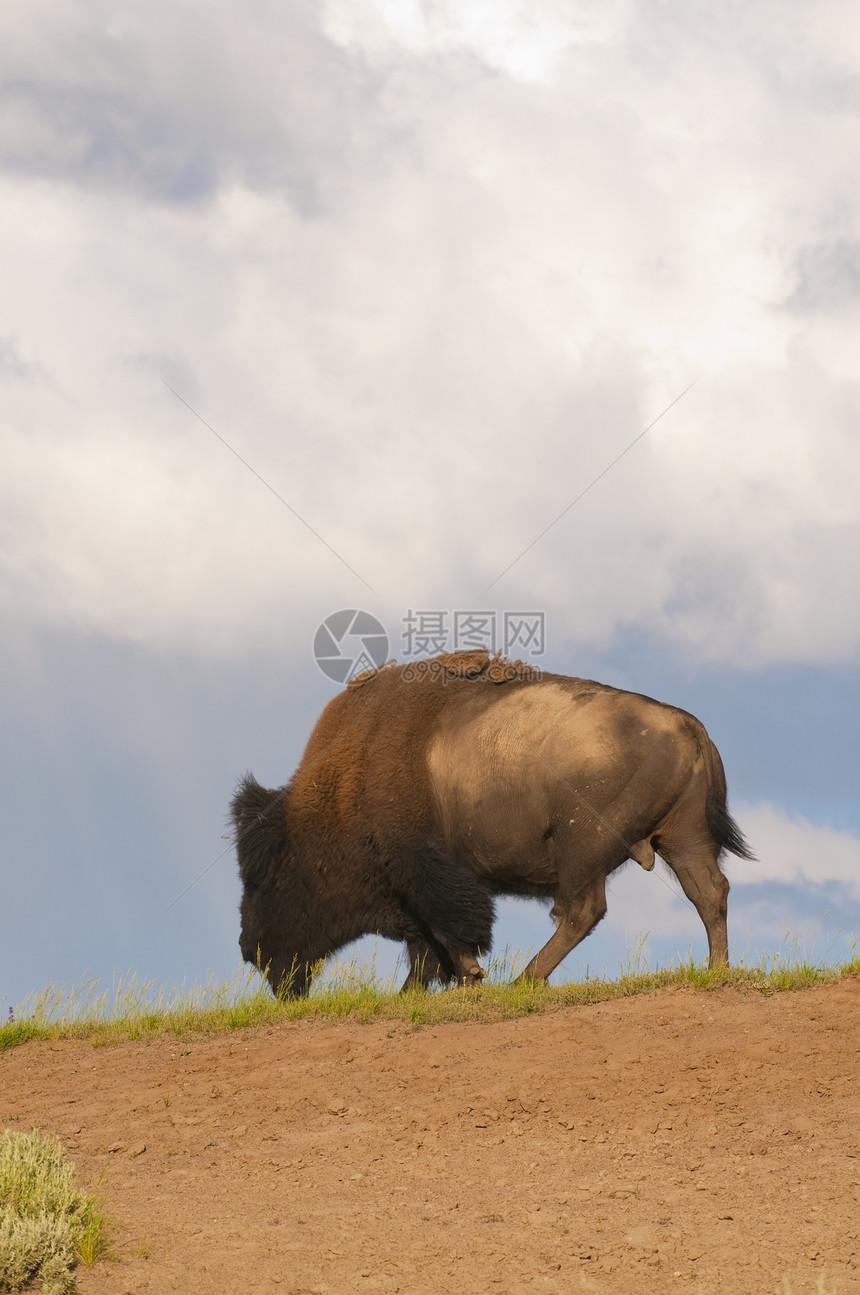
[233,650,753,996]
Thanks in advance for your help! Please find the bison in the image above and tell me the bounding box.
[233,650,753,996]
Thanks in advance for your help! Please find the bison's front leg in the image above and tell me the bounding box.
[400,943,484,991]
[407,942,485,988]
[400,940,454,992]
[408,937,485,986]
[451,951,486,986]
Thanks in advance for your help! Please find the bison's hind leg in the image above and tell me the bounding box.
[514,874,608,985]
[655,833,730,968]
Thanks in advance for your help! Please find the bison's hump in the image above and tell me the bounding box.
[347,649,540,691]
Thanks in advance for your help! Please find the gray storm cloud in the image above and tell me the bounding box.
[1,0,859,664]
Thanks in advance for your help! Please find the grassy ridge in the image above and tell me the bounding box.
[1,947,858,1052]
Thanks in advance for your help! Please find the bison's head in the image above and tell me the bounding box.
[239,886,314,998]
[233,775,320,998]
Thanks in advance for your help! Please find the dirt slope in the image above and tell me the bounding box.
[2,977,859,1295]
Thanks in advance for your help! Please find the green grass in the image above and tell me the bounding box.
[0,1129,110,1293]
[1,940,857,1051]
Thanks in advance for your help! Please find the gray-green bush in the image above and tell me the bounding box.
[0,1130,108,1293]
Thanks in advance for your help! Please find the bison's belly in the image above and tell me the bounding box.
[445,808,560,895]
[456,814,637,897]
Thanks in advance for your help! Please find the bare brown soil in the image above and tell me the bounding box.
[2,978,859,1295]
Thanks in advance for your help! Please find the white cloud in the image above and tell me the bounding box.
[322,0,607,82]
[726,803,860,897]
[1,2,860,663]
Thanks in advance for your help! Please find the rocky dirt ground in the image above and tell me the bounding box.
[2,976,859,1295]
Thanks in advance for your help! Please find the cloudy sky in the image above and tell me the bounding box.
[2,0,859,1009]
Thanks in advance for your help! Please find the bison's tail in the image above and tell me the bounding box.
[231,774,288,887]
[705,792,756,861]
[684,717,756,862]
